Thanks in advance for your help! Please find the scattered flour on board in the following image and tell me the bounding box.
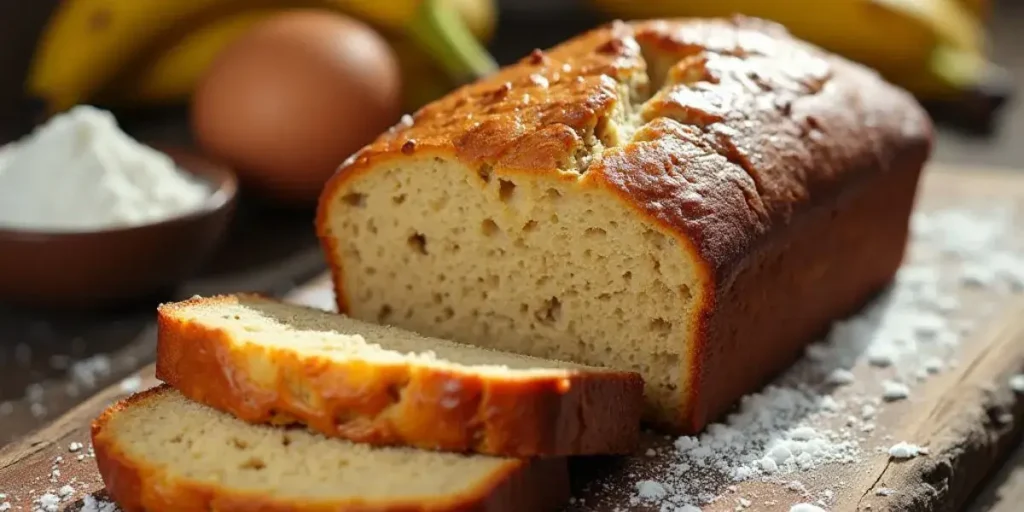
[0,440,107,511]
[34,492,60,512]
[602,205,1024,510]
[0,105,208,232]
[888,442,927,459]
[789,504,827,512]
[119,375,143,394]
[69,354,113,390]
[636,480,669,500]
[880,380,910,401]
[19,353,119,422]
[1010,374,1024,393]
[81,495,121,512]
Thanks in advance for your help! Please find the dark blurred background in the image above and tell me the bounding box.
[0,0,1021,165]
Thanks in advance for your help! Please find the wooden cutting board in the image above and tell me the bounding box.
[2,166,1024,512]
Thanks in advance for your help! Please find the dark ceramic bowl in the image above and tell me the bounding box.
[0,146,237,308]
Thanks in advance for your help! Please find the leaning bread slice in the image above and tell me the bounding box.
[93,386,569,512]
[155,294,643,456]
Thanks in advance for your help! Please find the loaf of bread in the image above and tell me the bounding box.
[316,17,932,432]
[155,294,643,456]
[93,386,569,512]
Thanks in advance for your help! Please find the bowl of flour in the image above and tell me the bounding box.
[0,105,237,307]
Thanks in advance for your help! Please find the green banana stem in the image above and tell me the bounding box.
[406,0,498,85]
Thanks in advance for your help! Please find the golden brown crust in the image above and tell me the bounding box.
[692,155,924,431]
[92,385,571,512]
[154,295,643,456]
[315,17,932,432]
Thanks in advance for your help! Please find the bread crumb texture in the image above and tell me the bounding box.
[94,387,542,505]
[156,295,642,456]
[168,294,600,373]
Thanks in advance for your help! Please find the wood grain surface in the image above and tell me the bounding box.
[1,167,1024,512]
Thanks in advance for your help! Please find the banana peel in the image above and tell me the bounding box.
[103,21,457,113]
[98,9,279,105]
[28,0,498,114]
[30,0,252,113]
[957,0,990,19]
[584,0,1000,103]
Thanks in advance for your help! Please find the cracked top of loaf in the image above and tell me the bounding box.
[320,16,933,281]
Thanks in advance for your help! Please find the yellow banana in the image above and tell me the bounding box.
[585,0,990,100]
[98,9,279,105]
[29,0,497,114]
[957,0,990,19]
[100,11,461,112]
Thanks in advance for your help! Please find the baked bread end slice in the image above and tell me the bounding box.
[156,294,644,456]
[93,386,570,512]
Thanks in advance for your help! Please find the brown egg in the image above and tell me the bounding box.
[192,10,401,205]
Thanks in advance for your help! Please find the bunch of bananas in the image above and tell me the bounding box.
[27,0,497,114]
[585,0,1002,103]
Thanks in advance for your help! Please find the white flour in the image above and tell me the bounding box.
[789,505,826,512]
[0,106,209,232]
[1011,374,1024,393]
[81,495,120,512]
[601,203,1024,511]
[887,442,926,459]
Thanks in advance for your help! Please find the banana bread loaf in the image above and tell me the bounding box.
[155,294,643,456]
[316,16,932,432]
[93,386,569,512]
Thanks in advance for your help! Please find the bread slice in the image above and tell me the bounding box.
[155,294,643,456]
[315,17,931,432]
[93,386,569,512]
